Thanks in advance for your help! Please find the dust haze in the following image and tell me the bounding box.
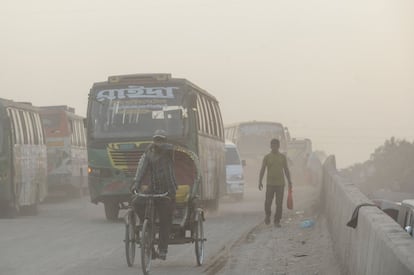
[1,0,413,168]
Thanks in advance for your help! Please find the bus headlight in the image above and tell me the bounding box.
[88,167,112,177]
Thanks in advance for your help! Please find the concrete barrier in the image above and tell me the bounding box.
[321,155,414,275]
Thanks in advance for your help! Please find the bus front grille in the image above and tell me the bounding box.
[109,150,143,177]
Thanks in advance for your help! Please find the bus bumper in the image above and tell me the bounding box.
[88,176,131,204]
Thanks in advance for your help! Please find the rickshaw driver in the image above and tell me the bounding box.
[131,129,177,260]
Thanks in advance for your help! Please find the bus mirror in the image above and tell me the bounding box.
[242,160,246,167]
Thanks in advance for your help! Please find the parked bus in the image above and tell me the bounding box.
[0,98,47,217]
[39,106,88,196]
[86,73,225,220]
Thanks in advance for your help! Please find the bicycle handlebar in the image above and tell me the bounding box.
[133,191,169,198]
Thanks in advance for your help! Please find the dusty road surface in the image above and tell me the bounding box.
[218,185,341,275]
[0,183,339,275]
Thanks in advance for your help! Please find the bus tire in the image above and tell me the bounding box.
[104,201,120,221]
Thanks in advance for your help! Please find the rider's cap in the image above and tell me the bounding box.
[153,129,167,139]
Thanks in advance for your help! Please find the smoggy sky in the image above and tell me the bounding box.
[1,0,413,168]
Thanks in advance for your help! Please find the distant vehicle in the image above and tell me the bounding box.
[225,140,245,201]
[224,121,290,186]
[0,99,47,217]
[287,138,312,185]
[372,198,401,222]
[39,106,88,197]
[86,73,225,220]
[224,121,289,160]
[397,200,414,236]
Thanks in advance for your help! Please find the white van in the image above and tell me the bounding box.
[225,140,245,200]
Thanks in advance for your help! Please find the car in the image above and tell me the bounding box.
[225,140,245,201]
[372,198,401,222]
[397,200,414,236]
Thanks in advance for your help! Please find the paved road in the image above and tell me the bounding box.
[0,190,263,275]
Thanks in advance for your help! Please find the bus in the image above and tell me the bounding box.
[224,121,290,186]
[86,73,225,220]
[224,121,289,159]
[0,98,47,217]
[286,138,312,185]
[39,106,88,197]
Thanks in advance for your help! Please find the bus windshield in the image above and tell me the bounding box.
[89,90,188,139]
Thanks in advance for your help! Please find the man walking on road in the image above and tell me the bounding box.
[259,138,293,227]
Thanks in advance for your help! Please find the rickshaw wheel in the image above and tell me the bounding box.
[125,209,136,267]
[194,212,205,266]
[141,219,153,275]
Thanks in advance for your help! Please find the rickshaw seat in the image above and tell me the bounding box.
[176,185,190,204]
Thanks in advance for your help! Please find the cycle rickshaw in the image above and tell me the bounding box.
[123,145,205,275]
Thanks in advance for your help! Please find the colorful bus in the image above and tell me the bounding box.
[0,99,47,217]
[86,73,225,220]
[39,106,88,196]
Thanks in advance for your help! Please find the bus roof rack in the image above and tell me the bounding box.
[108,73,172,83]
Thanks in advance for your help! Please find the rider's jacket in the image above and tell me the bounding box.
[133,143,177,197]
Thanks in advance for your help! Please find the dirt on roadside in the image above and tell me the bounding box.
[218,185,342,275]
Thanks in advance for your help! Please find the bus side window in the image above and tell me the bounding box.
[69,120,75,145]
[29,112,39,145]
[12,109,22,144]
[206,100,218,137]
[200,96,211,135]
[35,114,45,145]
[212,101,224,139]
[7,109,16,144]
[196,96,205,134]
[18,110,29,144]
[25,112,35,145]
[76,120,82,147]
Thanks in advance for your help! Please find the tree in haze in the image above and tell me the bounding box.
[341,137,414,194]
[367,137,414,192]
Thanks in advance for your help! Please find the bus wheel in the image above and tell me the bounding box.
[104,201,120,221]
